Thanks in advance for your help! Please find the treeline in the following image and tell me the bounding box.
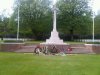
[0,0,100,41]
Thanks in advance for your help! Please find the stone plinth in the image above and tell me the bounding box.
[42,30,66,45]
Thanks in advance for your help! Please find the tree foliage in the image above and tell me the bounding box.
[0,15,10,38]
[12,0,52,40]
[0,0,93,40]
[94,12,100,39]
[95,13,100,34]
[57,0,92,40]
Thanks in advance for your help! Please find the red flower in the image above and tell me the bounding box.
[67,47,72,52]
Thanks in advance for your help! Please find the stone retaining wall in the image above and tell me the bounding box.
[85,44,100,54]
[0,43,100,54]
[0,43,25,52]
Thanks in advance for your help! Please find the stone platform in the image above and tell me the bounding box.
[1,43,100,54]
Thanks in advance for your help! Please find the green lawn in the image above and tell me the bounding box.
[0,40,85,44]
[0,53,100,75]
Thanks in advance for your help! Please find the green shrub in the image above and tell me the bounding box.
[86,42,100,44]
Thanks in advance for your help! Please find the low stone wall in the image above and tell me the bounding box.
[85,44,100,54]
[1,43,100,54]
[38,44,96,54]
[0,43,25,52]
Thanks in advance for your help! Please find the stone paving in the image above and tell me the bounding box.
[14,44,94,54]
[15,45,37,53]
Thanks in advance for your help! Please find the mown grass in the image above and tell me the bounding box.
[0,52,100,75]
[0,40,3,43]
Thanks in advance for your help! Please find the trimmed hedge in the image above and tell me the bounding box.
[3,40,24,43]
[86,42,100,44]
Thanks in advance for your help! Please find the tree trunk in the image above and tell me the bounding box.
[70,29,74,41]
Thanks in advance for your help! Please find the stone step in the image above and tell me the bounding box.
[69,48,93,54]
[70,44,85,47]
[15,44,94,54]
[21,45,36,49]
[15,48,35,53]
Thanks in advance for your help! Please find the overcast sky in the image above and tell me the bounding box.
[0,0,100,17]
[0,0,14,17]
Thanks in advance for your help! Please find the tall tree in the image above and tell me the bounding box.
[11,0,92,40]
[12,0,52,40]
[57,0,92,40]
[94,12,100,38]
[0,15,10,39]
